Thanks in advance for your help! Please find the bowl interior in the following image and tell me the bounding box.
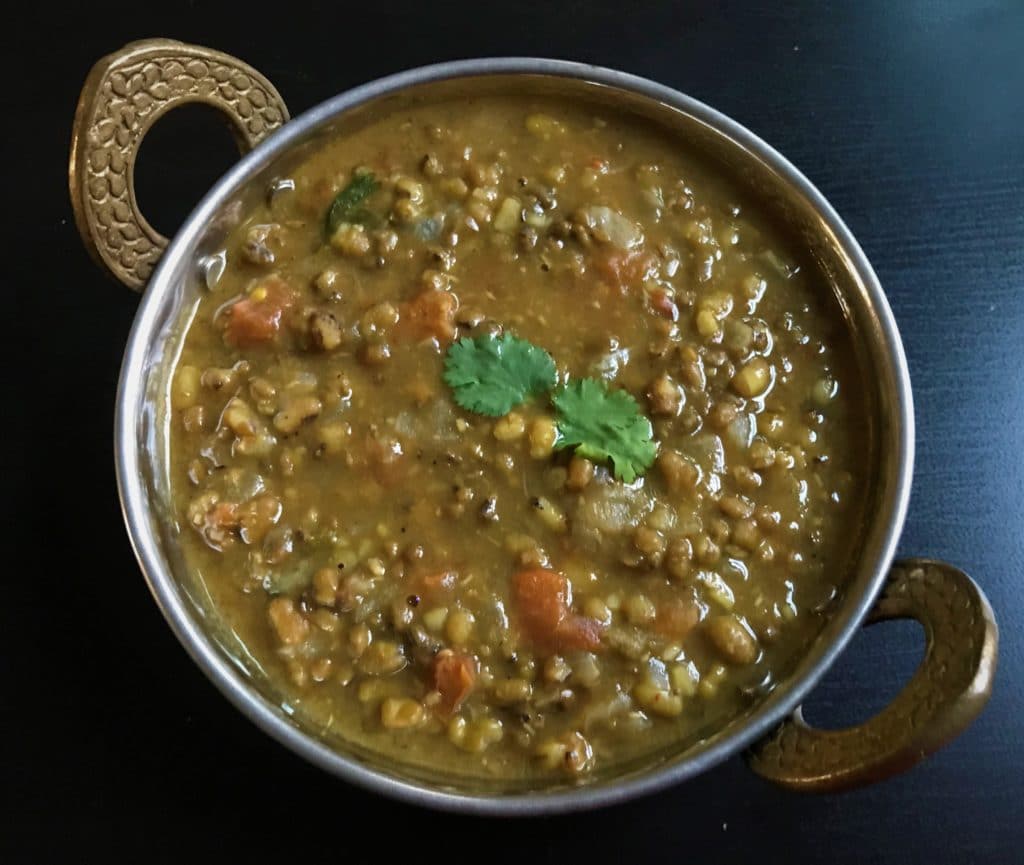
[118,63,912,812]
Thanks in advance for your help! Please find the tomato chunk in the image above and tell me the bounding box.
[364,433,408,487]
[512,568,605,652]
[596,248,657,290]
[412,569,458,600]
[647,288,679,321]
[653,592,703,639]
[432,649,477,715]
[399,289,458,343]
[223,278,296,347]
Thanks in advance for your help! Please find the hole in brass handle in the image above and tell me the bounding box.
[746,558,998,793]
[800,618,925,730]
[69,38,290,291]
[133,102,245,239]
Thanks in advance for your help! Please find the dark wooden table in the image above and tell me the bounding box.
[7,2,1022,861]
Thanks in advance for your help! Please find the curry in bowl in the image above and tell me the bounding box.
[167,93,869,781]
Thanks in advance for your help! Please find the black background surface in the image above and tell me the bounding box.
[5,2,1022,862]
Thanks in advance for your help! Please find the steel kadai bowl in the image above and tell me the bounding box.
[69,39,997,815]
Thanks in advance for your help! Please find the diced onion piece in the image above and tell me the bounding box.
[578,206,644,249]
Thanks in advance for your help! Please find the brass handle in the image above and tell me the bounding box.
[747,558,998,792]
[69,38,290,291]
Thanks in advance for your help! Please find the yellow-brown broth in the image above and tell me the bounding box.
[169,94,868,781]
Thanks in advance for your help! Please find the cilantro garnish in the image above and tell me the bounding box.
[443,333,557,417]
[326,171,379,233]
[442,333,656,481]
[552,378,657,483]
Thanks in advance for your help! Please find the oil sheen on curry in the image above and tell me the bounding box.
[169,94,867,782]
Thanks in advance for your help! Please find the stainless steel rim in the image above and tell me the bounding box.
[114,57,915,815]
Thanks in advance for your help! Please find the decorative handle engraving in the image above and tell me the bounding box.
[69,39,289,290]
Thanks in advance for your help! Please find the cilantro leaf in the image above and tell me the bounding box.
[444,334,557,417]
[552,378,657,483]
[326,171,379,233]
